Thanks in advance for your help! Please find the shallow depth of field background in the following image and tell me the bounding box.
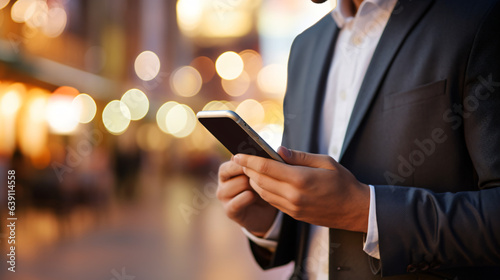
[0,0,334,279]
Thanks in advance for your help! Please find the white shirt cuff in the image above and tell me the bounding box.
[242,211,283,252]
[363,185,380,259]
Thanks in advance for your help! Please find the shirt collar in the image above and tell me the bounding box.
[331,0,397,28]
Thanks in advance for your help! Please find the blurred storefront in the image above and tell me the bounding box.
[0,0,332,279]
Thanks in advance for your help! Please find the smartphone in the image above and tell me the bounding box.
[197,110,284,162]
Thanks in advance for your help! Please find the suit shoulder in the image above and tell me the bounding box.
[294,13,336,44]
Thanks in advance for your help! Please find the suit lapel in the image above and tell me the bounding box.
[300,18,339,153]
[340,0,435,159]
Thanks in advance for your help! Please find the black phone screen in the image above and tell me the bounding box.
[198,117,276,160]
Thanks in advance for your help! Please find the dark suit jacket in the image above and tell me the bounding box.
[250,0,500,279]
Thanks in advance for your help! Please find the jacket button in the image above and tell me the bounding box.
[334,266,350,271]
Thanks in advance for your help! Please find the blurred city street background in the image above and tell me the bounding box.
[0,0,333,279]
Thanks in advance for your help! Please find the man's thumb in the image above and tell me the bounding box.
[277,146,335,169]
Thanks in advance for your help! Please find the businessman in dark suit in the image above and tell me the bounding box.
[217,0,500,279]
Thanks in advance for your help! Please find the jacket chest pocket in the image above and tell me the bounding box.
[383,79,447,111]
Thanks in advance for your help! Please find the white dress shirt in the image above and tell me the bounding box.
[244,0,398,278]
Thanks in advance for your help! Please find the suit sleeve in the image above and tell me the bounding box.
[375,2,500,276]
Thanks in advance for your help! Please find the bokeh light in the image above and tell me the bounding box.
[1,87,23,116]
[0,0,10,10]
[41,6,67,38]
[262,100,284,124]
[25,0,48,28]
[121,88,149,120]
[102,100,131,135]
[240,49,263,80]
[53,85,79,96]
[10,0,67,37]
[202,100,235,111]
[28,94,47,121]
[223,100,238,110]
[156,101,179,134]
[135,50,161,81]
[202,8,252,38]
[215,51,244,80]
[235,99,265,127]
[190,56,215,83]
[166,105,187,135]
[176,0,254,38]
[170,66,202,97]
[257,64,287,98]
[72,93,97,123]
[176,0,202,33]
[0,83,27,157]
[19,90,49,165]
[45,94,80,134]
[221,70,250,97]
[11,0,34,23]
[257,124,283,151]
[166,104,196,138]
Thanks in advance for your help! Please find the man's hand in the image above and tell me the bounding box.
[217,158,278,237]
[233,146,370,233]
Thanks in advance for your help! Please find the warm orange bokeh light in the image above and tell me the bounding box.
[53,86,79,96]
[190,56,215,83]
[240,49,263,80]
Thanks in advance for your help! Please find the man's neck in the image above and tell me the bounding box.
[352,0,363,13]
[339,0,365,18]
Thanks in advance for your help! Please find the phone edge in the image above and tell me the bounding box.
[196,110,284,162]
